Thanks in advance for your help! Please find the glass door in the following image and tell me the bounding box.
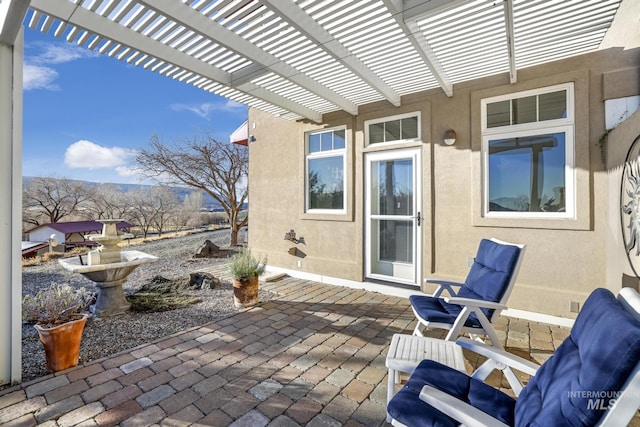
[365,149,421,285]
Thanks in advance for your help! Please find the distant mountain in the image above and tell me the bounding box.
[489,197,529,212]
[22,177,233,212]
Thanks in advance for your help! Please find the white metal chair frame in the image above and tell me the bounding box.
[412,238,526,349]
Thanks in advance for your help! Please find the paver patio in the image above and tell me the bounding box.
[1,265,636,426]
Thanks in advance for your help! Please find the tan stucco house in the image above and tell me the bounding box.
[245,7,640,320]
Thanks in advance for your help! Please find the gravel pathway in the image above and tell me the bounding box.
[20,227,274,383]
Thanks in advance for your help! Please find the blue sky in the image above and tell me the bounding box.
[22,27,248,185]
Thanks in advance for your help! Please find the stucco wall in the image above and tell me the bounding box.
[248,47,640,319]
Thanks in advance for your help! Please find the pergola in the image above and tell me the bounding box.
[0,0,625,384]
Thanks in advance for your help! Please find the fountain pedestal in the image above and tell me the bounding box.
[94,279,130,317]
[59,220,158,317]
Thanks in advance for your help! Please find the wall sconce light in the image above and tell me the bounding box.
[443,129,457,146]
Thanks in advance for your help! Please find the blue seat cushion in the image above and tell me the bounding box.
[387,387,460,427]
[411,239,521,327]
[515,288,640,426]
[410,294,483,328]
[388,360,516,426]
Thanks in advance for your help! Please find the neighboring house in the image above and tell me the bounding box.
[21,241,49,258]
[245,8,640,319]
[230,120,250,147]
[26,221,133,251]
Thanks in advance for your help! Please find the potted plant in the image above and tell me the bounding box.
[22,283,94,372]
[229,247,267,308]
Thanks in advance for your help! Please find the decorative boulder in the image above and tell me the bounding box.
[194,239,220,258]
[189,272,220,290]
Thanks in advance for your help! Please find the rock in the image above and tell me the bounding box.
[194,239,220,258]
[189,272,220,290]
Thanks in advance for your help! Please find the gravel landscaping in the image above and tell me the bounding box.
[20,227,275,383]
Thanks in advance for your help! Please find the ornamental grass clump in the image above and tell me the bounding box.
[229,247,267,281]
[22,283,94,327]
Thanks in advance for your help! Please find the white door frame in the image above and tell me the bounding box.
[365,148,422,286]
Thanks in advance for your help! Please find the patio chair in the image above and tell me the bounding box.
[388,287,640,427]
[410,238,525,348]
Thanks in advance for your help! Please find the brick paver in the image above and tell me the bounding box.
[0,271,607,426]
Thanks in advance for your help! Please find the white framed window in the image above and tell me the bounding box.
[365,112,420,146]
[305,127,347,214]
[481,83,575,219]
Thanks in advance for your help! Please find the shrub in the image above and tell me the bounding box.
[23,283,94,326]
[229,247,267,281]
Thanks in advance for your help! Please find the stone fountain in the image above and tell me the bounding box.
[59,219,158,317]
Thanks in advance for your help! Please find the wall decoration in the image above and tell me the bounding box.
[621,135,640,278]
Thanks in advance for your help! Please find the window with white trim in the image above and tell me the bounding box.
[305,127,346,213]
[481,83,575,218]
[365,112,420,145]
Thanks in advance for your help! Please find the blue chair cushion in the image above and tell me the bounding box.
[387,387,459,427]
[515,288,640,426]
[457,239,521,305]
[411,239,521,327]
[409,294,483,328]
[387,360,516,426]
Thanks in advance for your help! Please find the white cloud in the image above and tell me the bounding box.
[170,100,247,118]
[23,42,99,91]
[23,64,59,91]
[64,140,137,169]
[29,42,99,65]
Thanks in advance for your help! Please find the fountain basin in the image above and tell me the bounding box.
[59,250,158,317]
[59,250,158,281]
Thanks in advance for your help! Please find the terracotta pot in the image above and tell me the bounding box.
[232,277,259,308]
[34,314,88,372]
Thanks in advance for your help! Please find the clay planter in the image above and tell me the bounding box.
[34,314,88,372]
[233,277,259,308]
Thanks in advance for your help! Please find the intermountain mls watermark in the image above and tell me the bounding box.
[568,390,635,410]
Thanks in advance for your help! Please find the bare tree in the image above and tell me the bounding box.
[172,191,205,230]
[136,133,248,245]
[23,177,90,227]
[84,183,132,220]
[127,189,157,239]
[126,186,180,238]
[183,190,204,213]
[150,186,180,236]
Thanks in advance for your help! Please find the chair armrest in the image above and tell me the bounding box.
[425,279,464,297]
[419,385,510,427]
[456,337,540,376]
[443,297,507,311]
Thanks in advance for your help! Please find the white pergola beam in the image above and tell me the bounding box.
[0,0,31,45]
[261,0,402,107]
[29,0,323,122]
[403,0,473,21]
[137,0,358,116]
[0,3,24,385]
[503,0,517,84]
[384,0,453,97]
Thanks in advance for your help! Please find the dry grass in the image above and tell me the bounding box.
[22,248,88,268]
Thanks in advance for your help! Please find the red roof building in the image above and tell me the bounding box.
[26,220,133,249]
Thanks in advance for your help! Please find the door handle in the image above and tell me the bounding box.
[416,211,421,226]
